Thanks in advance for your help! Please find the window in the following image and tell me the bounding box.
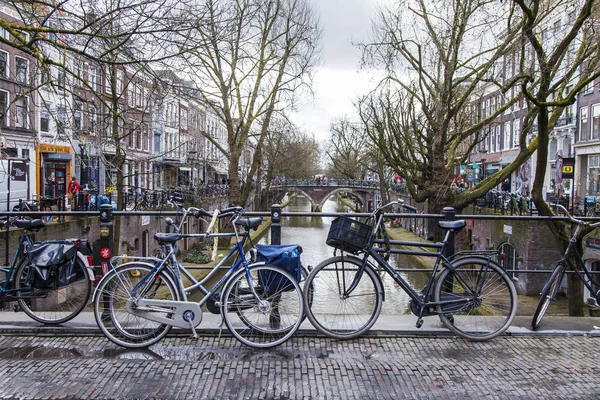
[593,104,600,140]
[503,121,511,150]
[142,124,149,151]
[136,86,143,108]
[74,100,83,130]
[584,81,594,94]
[512,119,520,148]
[117,70,124,94]
[550,138,557,158]
[136,125,142,149]
[495,126,501,152]
[40,110,49,132]
[0,90,8,126]
[15,57,27,84]
[15,96,28,128]
[90,66,99,91]
[57,68,66,91]
[128,84,135,107]
[127,120,135,147]
[40,68,50,86]
[88,105,97,134]
[0,51,8,78]
[57,107,66,137]
[580,106,589,141]
[553,19,561,35]
[0,26,8,40]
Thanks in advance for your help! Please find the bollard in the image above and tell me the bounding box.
[98,204,114,319]
[271,203,282,245]
[442,207,455,259]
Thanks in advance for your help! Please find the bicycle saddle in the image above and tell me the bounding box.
[15,219,45,231]
[438,220,466,231]
[235,217,263,230]
[154,232,183,244]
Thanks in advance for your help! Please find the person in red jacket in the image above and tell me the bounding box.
[68,176,81,209]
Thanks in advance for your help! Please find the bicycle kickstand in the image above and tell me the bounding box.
[183,310,199,339]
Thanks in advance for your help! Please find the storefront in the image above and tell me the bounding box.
[37,144,72,200]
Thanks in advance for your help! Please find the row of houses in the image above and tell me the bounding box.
[0,2,244,208]
[465,5,599,208]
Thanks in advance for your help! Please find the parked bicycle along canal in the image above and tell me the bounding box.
[263,194,568,317]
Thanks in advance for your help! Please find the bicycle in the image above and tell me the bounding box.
[531,203,600,329]
[0,217,94,323]
[303,200,518,341]
[93,204,306,349]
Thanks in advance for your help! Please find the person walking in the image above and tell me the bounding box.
[68,176,81,210]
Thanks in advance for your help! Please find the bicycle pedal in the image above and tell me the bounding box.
[415,319,423,328]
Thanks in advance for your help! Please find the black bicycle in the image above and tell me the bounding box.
[303,200,518,341]
[531,203,600,329]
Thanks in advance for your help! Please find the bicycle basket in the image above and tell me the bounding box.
[256,244,302,293]
[326,216,373,254]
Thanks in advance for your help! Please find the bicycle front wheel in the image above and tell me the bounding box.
[221,265,304,348]
[303,255,383,340]
[15,257,92,324]
[93,264,179,348]
[531,263,565,330]
[434,257,517,341]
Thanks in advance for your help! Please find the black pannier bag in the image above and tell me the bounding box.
[256,244,302,293]
[26,243,81,289]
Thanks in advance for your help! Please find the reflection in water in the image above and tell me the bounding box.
[276,195,432,315]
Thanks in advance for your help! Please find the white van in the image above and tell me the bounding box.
[0,159,30,211]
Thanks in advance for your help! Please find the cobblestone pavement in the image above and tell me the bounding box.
[0,334,598,399]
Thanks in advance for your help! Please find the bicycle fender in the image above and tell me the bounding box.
[76,251,95,282]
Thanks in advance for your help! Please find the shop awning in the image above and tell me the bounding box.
[178,166,192,172]
[209,164,228,175]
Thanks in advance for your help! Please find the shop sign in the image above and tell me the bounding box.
[562,157,575,179]
[38,144,71,153]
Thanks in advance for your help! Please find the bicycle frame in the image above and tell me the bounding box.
[104,207,266,330]
[554,223,600,299]
[344,205,496,317]
[0,229,34,293]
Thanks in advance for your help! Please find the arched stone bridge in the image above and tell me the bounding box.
[270,179,382,211]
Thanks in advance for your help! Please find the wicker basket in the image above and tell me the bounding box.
[326,216,373,253]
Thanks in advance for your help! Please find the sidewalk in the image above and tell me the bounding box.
[1,311,599,338]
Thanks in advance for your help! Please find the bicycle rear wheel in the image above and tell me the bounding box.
[93,264,178,348]
[14,257,92,324]
[221,265,303,348]
[434,257,517,341]
[303,255,383,340]
[531,263,564,330]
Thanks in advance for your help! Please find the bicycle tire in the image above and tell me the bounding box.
[232,265,312,328]
[302,255,383,340]
[14,256,92,324]
[93,263,179,348]
[434,257,517,341]
[221,265,304,348]
[531,263,565,330]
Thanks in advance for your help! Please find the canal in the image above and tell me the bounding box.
[261,195,431,315]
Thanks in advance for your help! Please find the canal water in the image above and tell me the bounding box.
[262,195,432,315]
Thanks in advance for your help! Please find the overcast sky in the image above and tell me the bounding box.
[289,0,385,143]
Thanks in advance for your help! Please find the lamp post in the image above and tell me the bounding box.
[480,149,488,181]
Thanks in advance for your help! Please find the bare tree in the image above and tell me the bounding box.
[360,0,523,214]
[177,0,321,207]
[326,117,369,180]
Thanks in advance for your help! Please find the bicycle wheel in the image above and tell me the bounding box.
[531,263,565,330]
[14,257,92,324]
[93,264,179,348]
[434,257,517,341]
[221,265,303,348]
[303,255,383,340]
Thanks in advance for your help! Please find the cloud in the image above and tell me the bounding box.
[290,67,385,142]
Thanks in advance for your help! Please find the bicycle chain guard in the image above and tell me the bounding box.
[128,299,203,329]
